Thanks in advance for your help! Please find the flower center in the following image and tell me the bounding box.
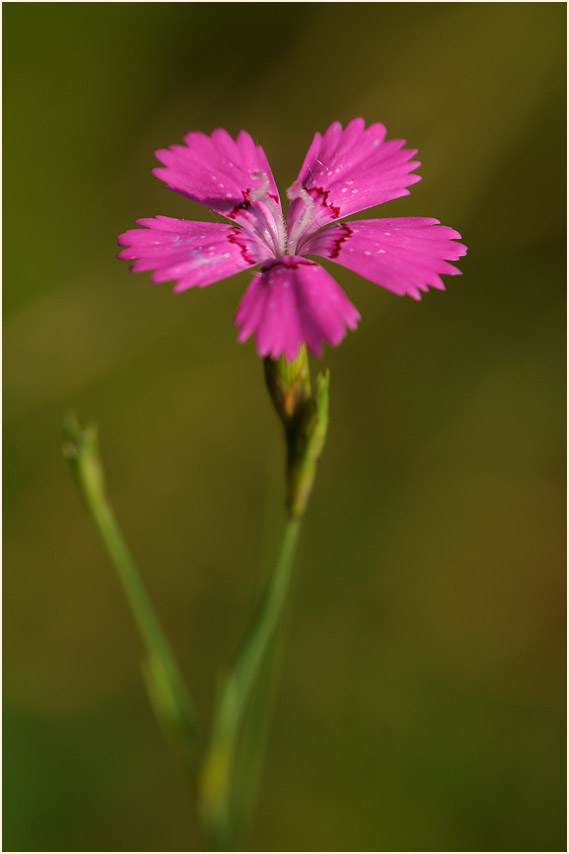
[248,170,287,258]
[285,181,315,255]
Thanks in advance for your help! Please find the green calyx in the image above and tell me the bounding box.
[264,346,330,520]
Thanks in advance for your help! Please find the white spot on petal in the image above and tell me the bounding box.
[351,189,358,194]
[341,187,348,193]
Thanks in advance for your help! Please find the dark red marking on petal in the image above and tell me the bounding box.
[260,258,316,274]
[308,186,341,219]
[268,192,279,204]
[227,227,257,265]
[291,259,317,268]
[329,223,352,259]
[228,190,253,220]
[228,200,252,219]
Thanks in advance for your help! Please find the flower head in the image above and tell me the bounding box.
[118,119,466,359]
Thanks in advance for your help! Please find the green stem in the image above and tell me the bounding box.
[200,359,330,850]
[200,516,301,850]
[64,417,199,763]
[93,501,171,663]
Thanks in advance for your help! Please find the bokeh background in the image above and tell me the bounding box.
[3,3,566,851]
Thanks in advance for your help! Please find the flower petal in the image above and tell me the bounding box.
[118,216,271,291]
[234,257,360,359]
[302,217,467,300]
[286,119,421,249]
[152,129,286,256]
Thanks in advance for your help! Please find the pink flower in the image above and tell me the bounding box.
[118,119,466,359]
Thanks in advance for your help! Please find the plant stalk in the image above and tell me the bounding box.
[63,416,199,764]
[200,353,330,850]
[199,517,301,850]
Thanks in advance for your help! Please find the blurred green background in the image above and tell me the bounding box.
[3,3,566,851]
